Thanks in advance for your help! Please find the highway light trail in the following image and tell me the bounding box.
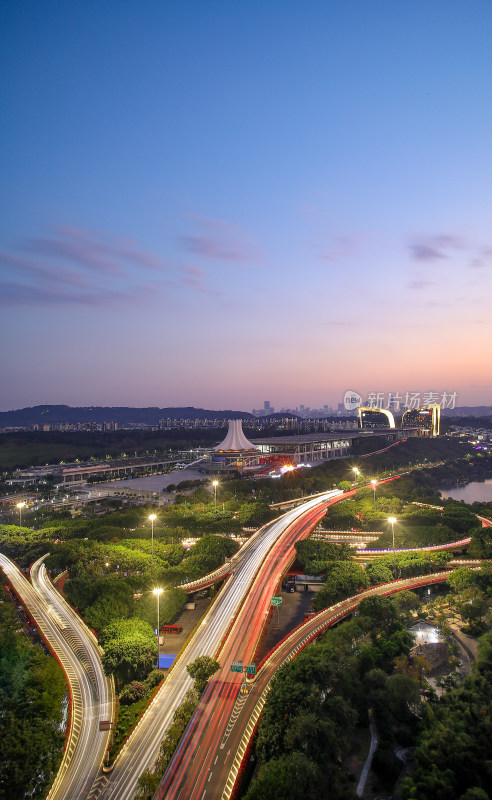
[99,490,342,800]
[154,496,342,799]
[0,552,114,800]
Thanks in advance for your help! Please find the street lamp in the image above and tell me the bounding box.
[352,467,360,483]
[212,480,218,513]
[16,501,26,533]
[388,517,397,578]
[153,588,163,665]
[149,514,157,561]
[371,479,377,510]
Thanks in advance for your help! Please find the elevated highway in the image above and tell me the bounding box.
[0,551,114,800]
[157,571,455,800]
[353,537,473,560]
[97,490,343,800]
[154,498,344,799]
[155,500,492,798]
[220,570,457,800]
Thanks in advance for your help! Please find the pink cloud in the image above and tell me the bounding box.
[183,265,207,278]
[319,236,358,263]
[408,279,435,290]
[179,214,262,262]
[23,227,166,275]
[0,250,88,287]
[470,247,492,268]
[0,280,151,308]
[181,265,221,296]
[408,234,464,262]
[1,225,168,308]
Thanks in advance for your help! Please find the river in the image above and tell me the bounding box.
[441,477,492,504]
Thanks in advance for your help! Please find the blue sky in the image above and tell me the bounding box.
[1,1,492,411]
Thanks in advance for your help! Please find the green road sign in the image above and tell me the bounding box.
[231,661,243,673]
[271,596,282,606]
[246,663,256,675]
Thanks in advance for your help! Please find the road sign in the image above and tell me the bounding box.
[245,663,256,675]
[231,661,243,673]
[271,596,282,606]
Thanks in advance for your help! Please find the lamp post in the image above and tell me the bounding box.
[371,479,377,510]
[388,517,397,578]
[16,501,26,534]
[149,514,157,561]
[153,588,163,665]
[352,467,360,484]
[212,480,218,513]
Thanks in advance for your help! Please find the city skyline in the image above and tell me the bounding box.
[2,1,492,412]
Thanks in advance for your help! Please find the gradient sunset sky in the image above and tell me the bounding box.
[1,1,492,412]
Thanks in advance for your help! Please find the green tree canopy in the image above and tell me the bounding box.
[186,656,220,694]
[100,618,157,684]
[312,562,370,611]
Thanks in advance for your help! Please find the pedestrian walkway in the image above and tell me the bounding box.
[357,710,378,797]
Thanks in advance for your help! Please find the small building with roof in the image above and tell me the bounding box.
[209,419,264,473]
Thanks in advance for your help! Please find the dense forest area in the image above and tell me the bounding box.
[0,427,224,470]
[244,592,421,799]
[244,564,492,800]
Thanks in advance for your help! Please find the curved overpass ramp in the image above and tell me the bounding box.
[0,552,114,800]
[98,490,342,800]
[203,571,456,800]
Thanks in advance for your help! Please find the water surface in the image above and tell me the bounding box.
[441,477,492,504]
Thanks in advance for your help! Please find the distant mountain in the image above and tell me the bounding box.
[442,406,492,417]
[2,404,491,428]
[0,405,254,427]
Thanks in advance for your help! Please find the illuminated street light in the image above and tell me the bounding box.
[149,513,157,561]
[153,587,163,663]
[371,479,377,510]
[212,480,219,513]
[16,501,26,534]
[388,517,397,578]
[352,467,360,484]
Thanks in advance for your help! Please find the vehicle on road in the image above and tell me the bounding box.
[161,624,183,634]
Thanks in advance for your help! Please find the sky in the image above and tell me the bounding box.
[1,0,492,413]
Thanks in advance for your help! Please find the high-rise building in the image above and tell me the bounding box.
[358,407,396,429]
[402,405,440,436]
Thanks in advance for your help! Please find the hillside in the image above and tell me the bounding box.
[0,405,253,427]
